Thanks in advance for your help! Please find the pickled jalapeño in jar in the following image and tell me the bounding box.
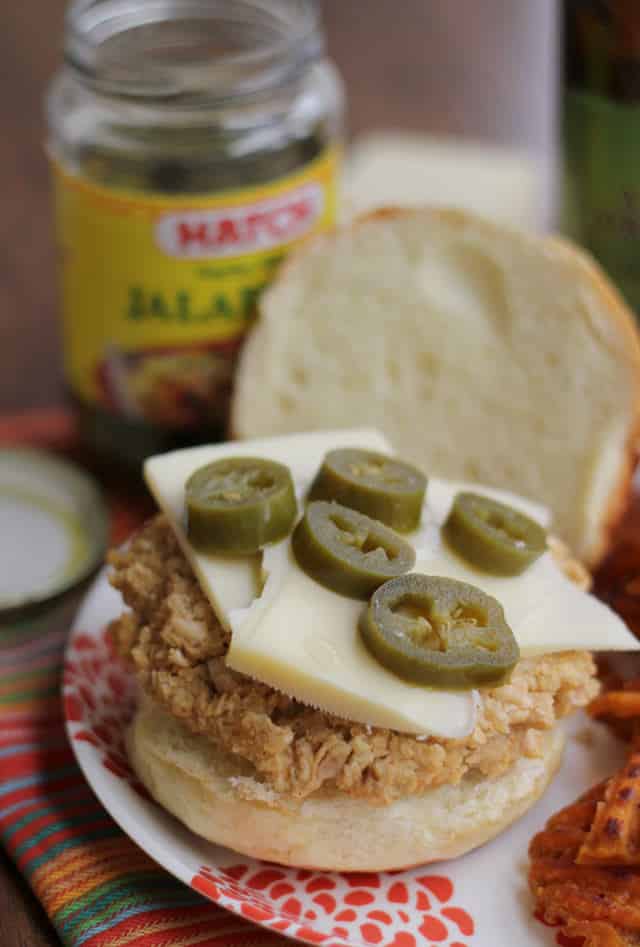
[47,0,343,468]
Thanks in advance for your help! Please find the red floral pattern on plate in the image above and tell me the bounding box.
[63,626,149,798]
[192,862,475,947]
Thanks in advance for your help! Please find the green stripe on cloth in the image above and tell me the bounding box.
[2,685,61,704]
[54,873,164,925]
[58,877,201,940]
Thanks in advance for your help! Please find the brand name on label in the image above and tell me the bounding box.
[155,184,324,259]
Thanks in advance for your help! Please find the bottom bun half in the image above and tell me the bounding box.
[127,698,565,872]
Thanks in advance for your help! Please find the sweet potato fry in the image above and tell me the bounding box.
[577,746,640,866]
[552,920,640,946]
[588,677,640,743]
[529,776,640,946]
[589,692,640,721]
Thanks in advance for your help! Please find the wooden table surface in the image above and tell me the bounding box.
[0,1,555,943]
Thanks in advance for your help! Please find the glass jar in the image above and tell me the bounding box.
[47,0,344,470]
[562,0,640,314]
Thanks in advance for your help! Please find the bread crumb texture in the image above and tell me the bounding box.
[110,516,599,804]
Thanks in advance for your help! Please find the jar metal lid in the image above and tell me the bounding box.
[64,0,323,105]
[0,449,109,616]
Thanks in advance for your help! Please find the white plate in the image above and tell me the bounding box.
[64,567,626,947]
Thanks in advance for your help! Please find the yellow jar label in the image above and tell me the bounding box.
[53,147,339,429]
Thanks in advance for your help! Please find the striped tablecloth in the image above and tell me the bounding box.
[0,410,287,946]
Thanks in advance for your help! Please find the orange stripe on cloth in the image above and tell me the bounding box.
[32,837,157,914]
[84,910,264,947]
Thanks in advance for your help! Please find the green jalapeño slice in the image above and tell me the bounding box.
[443,492,547,576]
[292,500,416,599]
[186,457,297,555]
[309,448,427,532]
[361,574,519,689]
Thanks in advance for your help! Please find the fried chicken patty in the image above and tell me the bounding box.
[109,516,599,804]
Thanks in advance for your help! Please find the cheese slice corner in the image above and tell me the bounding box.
[144,428,391,624]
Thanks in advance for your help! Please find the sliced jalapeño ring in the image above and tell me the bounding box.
[361,574,519,689]
[292,500,416,599]
[186,456,297,555]
[309,447,427,532]
[443,492,547,576]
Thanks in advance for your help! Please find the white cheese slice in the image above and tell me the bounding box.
[145,429,639,740]
[144,429,392,623]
